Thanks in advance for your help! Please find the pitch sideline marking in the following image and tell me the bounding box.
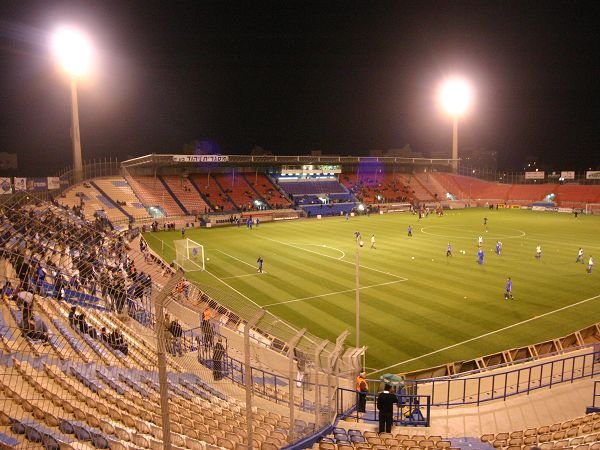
[368,292,600,377]
[263,279,405,308]
[260,236,407,281]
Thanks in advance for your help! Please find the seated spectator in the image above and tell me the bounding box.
[108,329,128,355]
[76,313,97,339]
[21,314,49,344]
[100,327,110,343]
[2,281,13,298]
[68,306,77,327]
[33,315,50,343]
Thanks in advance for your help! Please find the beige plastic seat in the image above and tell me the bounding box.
[218,438,235,450]
[508,438,523,447]
[481,434,494,443]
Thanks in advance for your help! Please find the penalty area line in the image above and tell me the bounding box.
[221,272,267,280]
[216,249,258,269]
[263,279,406,308]
[368,292,600,377]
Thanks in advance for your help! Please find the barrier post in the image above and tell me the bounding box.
[154,269,184,450]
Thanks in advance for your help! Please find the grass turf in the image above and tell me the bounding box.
[144,208,600,374]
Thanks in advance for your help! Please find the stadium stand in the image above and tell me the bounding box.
[395,174,436,202]
[127,175,186,216]
[0,197,324,450]
[92,177,152,222]
[340,173,412,204]
[189,173,238,212]
[506,183,559,204]
[244,173,293,209]
[278,179,349,197]
[213,173,257,211]
[161,175,212,214]
[556,184,600,206]
[58,183,129,225]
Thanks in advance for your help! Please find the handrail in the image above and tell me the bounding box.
[399,348,600,407]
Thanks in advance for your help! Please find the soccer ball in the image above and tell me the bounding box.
[359,241,364,247]
[206,258,210,261]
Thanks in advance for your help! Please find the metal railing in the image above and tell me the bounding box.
[404,348,600,407]
[593,381,600,409]
[336,387,431,427]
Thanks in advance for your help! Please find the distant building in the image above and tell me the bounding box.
[460,147,497,170]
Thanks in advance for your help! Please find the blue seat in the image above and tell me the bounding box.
[0,432,19,448]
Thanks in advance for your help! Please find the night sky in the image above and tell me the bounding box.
[1,0,599,176]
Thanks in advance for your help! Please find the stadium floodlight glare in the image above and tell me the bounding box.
[51,26,94,184]
[52,26,93,77]
[439,77,473,172]
[440,77,472,116]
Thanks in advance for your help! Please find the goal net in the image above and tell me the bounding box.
[584,204,600,215]
[174,238,205,272]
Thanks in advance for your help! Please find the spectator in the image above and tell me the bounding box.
[100,327,110,343]
[212,338,226,380]
[163,313,174,355]
[356,371,368,415]
[68,306,77,327]
[108,329,129,355]
[169,319,184,356]
[201,308,214,348]
[377,384,398,433]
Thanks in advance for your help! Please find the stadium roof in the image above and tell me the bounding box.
[121,153,457,169]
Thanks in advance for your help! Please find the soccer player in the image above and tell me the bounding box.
[446,243,452,257]
[536,245,542,259]
[576,248,584,264]
[588,256,594,274]
[257,256,264,273]
[354,231,362,241]
[477,248,484,265]
[478,236,483,246]
[495,241,502,256]
[407,225,412,237]
[370,234,376,249]
[483,217,488,227]
[504,277,513,299]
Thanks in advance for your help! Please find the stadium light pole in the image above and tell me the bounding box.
[439,77,472,173]
[52,26,94,184]
[355,236,360,350]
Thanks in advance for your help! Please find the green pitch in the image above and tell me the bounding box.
[143,209,600,374]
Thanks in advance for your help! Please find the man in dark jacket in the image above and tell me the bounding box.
[377,384,398,433]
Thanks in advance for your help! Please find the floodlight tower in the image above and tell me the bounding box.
[440,77,472,173]
[52,26,94,183]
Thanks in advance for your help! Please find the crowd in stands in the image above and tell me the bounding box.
[0,201,153,349]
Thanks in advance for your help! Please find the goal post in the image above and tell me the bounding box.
[584,204,600,215]
[174,239,205,272]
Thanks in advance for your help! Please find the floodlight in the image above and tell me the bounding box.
[52,26,93,77]
[439,77,472,116]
